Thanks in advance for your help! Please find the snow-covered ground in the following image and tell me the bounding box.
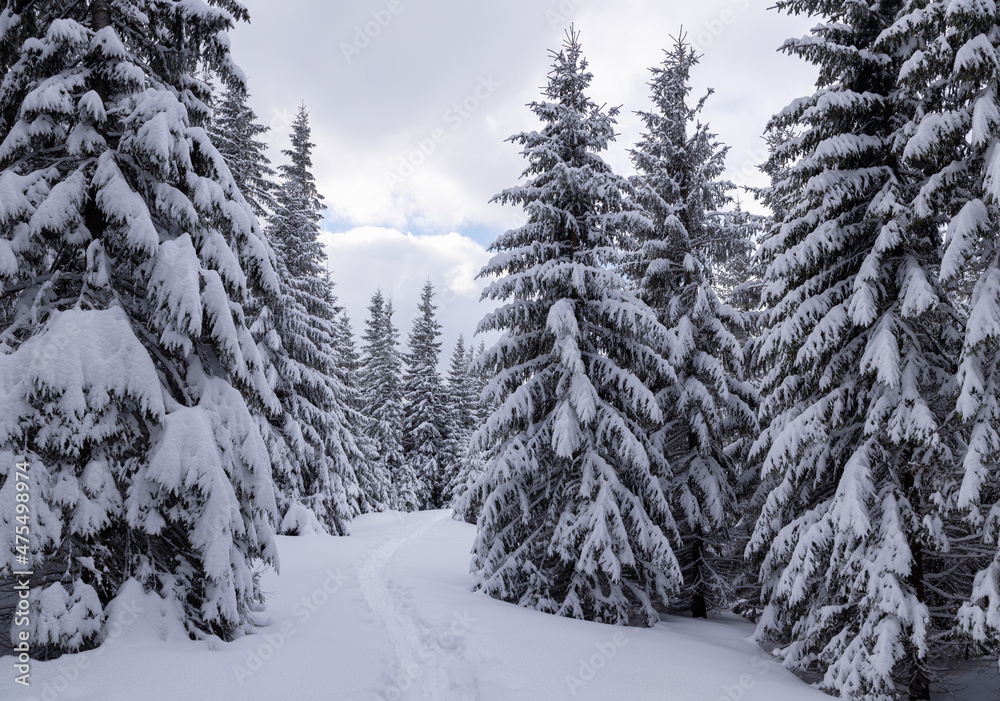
[4,510,997,700]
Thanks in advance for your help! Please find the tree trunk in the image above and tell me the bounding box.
[85,0,112,250]
[901,468,929,700]
[692,592,707,619]
[89,0,112,104]
[688,430,708,620]
[91,0,111,31]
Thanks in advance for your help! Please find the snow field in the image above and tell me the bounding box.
[5,510,846,701]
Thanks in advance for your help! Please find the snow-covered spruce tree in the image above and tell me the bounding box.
[717,204,767,534]
[205,74,293,541]
[717,203,767,321]
[450,340,491,524]
[440,333,477,506]
[627,33,758,619]
[0,0,280,650]
[402,280,447,509]
[266,106,359,535]
[748,2,968,697]
[882,0,1000,667]
[207,80,276,220]
[439,334,466,502]
[471,29,682,627]
[471,340,490,413]
[335,311,389,513]
[361,291,418,511]
[731,130,793,624]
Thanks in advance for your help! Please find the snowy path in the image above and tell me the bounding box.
[10,509,993,700]
[355,510,478,700]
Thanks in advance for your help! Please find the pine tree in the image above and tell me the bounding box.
[361,291,418,511]
[335,311,389,513]
[748,2,968,697]
[266,106,359,535]
[207,81,276,220]
[402,281,447,509]
[0,0,280,649]
[628,33,758,619]
[471,29,682,627]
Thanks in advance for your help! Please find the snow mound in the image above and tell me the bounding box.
[279,503,326,536]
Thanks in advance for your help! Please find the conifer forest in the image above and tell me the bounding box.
[2,1,1000,700]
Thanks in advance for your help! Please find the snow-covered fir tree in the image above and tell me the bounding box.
[361,290,418,511]
[450,340,491,525]
[207,80,276,220]
[627,33,758,619]
[335,311,389,513]
[717,203,767,320]
[402,281,447,509]
[731,131,792,624]
[470,29,683,627]
[204,74,291,543]
[748,2,970,697]
[440,334,477,506]
[266,106,360,535]
[882,0,1000,674]
[0,0,280,649]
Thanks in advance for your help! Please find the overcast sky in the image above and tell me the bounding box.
[230,0,818,358]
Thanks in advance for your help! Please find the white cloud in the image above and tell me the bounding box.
[232,0,823,367]
[236,0,818,237]
[322,227,497,364]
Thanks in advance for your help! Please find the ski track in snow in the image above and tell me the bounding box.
[356,511,478,700]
